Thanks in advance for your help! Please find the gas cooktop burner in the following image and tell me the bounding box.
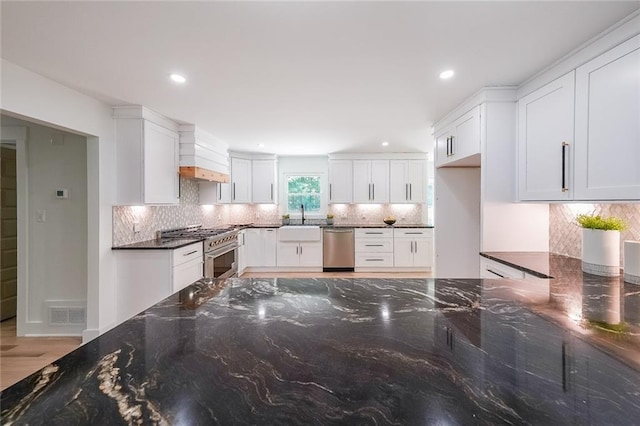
[157,225,237,241]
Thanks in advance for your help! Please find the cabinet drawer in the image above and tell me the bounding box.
[173,257,203,292]
[355,239,393,252]
[173,242,203,266]
[480,257,525,280]
[355,252,394,267]
[355,228,393,238]
[393,228,432,239]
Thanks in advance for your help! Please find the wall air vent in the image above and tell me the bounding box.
[48,305,86,325]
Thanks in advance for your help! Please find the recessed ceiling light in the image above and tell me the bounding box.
[258,143,265,148]
[439,70,455,80]
[382,141,389,147]
[170,73,186,84]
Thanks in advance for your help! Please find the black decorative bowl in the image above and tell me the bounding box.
[383,218,396,226]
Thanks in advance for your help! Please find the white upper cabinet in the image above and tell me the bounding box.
[114,106,180,205]
[353,160,389,203]
[230,157,252,203]
[574,34,640,200]
[517,71,575,201]
[206,154,277,204]
[435,106,481,168]
[252,159,277,204]
[389,160,426,203]
[328,160,353,203]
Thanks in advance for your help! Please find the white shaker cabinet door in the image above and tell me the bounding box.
[328,160,353,203]
[231,157,252,203]
[352,160,372,203]
[370,160,389,203]
[143,121,180,204]
[518,71,575,201]
[574,34,640,200]
[252,160,276,204]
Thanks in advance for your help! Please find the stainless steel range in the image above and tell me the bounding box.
[158,225,240,279]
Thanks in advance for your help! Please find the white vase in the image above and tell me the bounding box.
[582,228,620,276]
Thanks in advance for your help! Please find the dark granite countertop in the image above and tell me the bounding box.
[112,224,434,249]
[2,277,640,424]
[112,237,203,250]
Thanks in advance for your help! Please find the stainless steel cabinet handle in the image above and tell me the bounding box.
[299,245,302,254]
[367,259,384,262]
[326,229,353,233]
[329,184,332,201]
[450,136,455,156]
[183,250,198,256]
[233,183,236,200]
[296,246,299,255]
[409,183,412,200]
[270,183,273,201]
[368,183,372,200]
[414,241,417,253]
[562,142,569,192]
[365,232,383,235]
[405,232,423,235]
[372,184,375,200]
[366,244,383,247]
[218,183,222,201]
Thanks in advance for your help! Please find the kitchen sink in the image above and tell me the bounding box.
[279,225,321,241]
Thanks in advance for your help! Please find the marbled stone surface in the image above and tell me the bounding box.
[2,277,640,424]
[111,237,204,250]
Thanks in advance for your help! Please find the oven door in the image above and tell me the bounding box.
[204,242,238,279]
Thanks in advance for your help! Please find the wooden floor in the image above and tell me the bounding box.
[0,318,81,391]
[0,271,431,391]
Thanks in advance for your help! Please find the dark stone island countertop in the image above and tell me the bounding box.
[2,276,640,424]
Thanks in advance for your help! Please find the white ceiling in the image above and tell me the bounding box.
[2,1,639,156]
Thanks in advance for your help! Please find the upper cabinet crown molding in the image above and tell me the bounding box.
[112,105,179,132]
[517,10,640,99]
[433,87,516,130]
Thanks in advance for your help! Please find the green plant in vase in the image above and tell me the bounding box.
[576,214,626,276]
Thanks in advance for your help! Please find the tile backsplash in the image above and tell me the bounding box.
[113,179,426,246]
[550,203,640,266]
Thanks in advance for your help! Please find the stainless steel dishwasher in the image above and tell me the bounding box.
[323,228,355,272]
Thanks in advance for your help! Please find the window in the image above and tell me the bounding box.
[286,175,321,214]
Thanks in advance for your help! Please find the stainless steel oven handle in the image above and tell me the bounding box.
[207,243,239,258]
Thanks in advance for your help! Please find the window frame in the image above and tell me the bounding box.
[283,172,326,217]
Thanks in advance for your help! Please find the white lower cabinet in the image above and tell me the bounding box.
[355,228,394,269]
[245,228,278,268]
[479,257,543,280]
[393,228,433,269]
[115,242,203,324]
[276,241,322,267]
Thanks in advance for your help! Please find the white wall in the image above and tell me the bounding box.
[2,117,88,334]
[1,59,116,341]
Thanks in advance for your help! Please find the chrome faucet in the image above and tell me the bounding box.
[300,204,305,224]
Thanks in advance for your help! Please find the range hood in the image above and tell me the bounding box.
[178,125,230,183]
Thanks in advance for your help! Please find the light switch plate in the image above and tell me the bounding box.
[36,210,46,223]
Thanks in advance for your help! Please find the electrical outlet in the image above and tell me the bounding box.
[36,210,46,223]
